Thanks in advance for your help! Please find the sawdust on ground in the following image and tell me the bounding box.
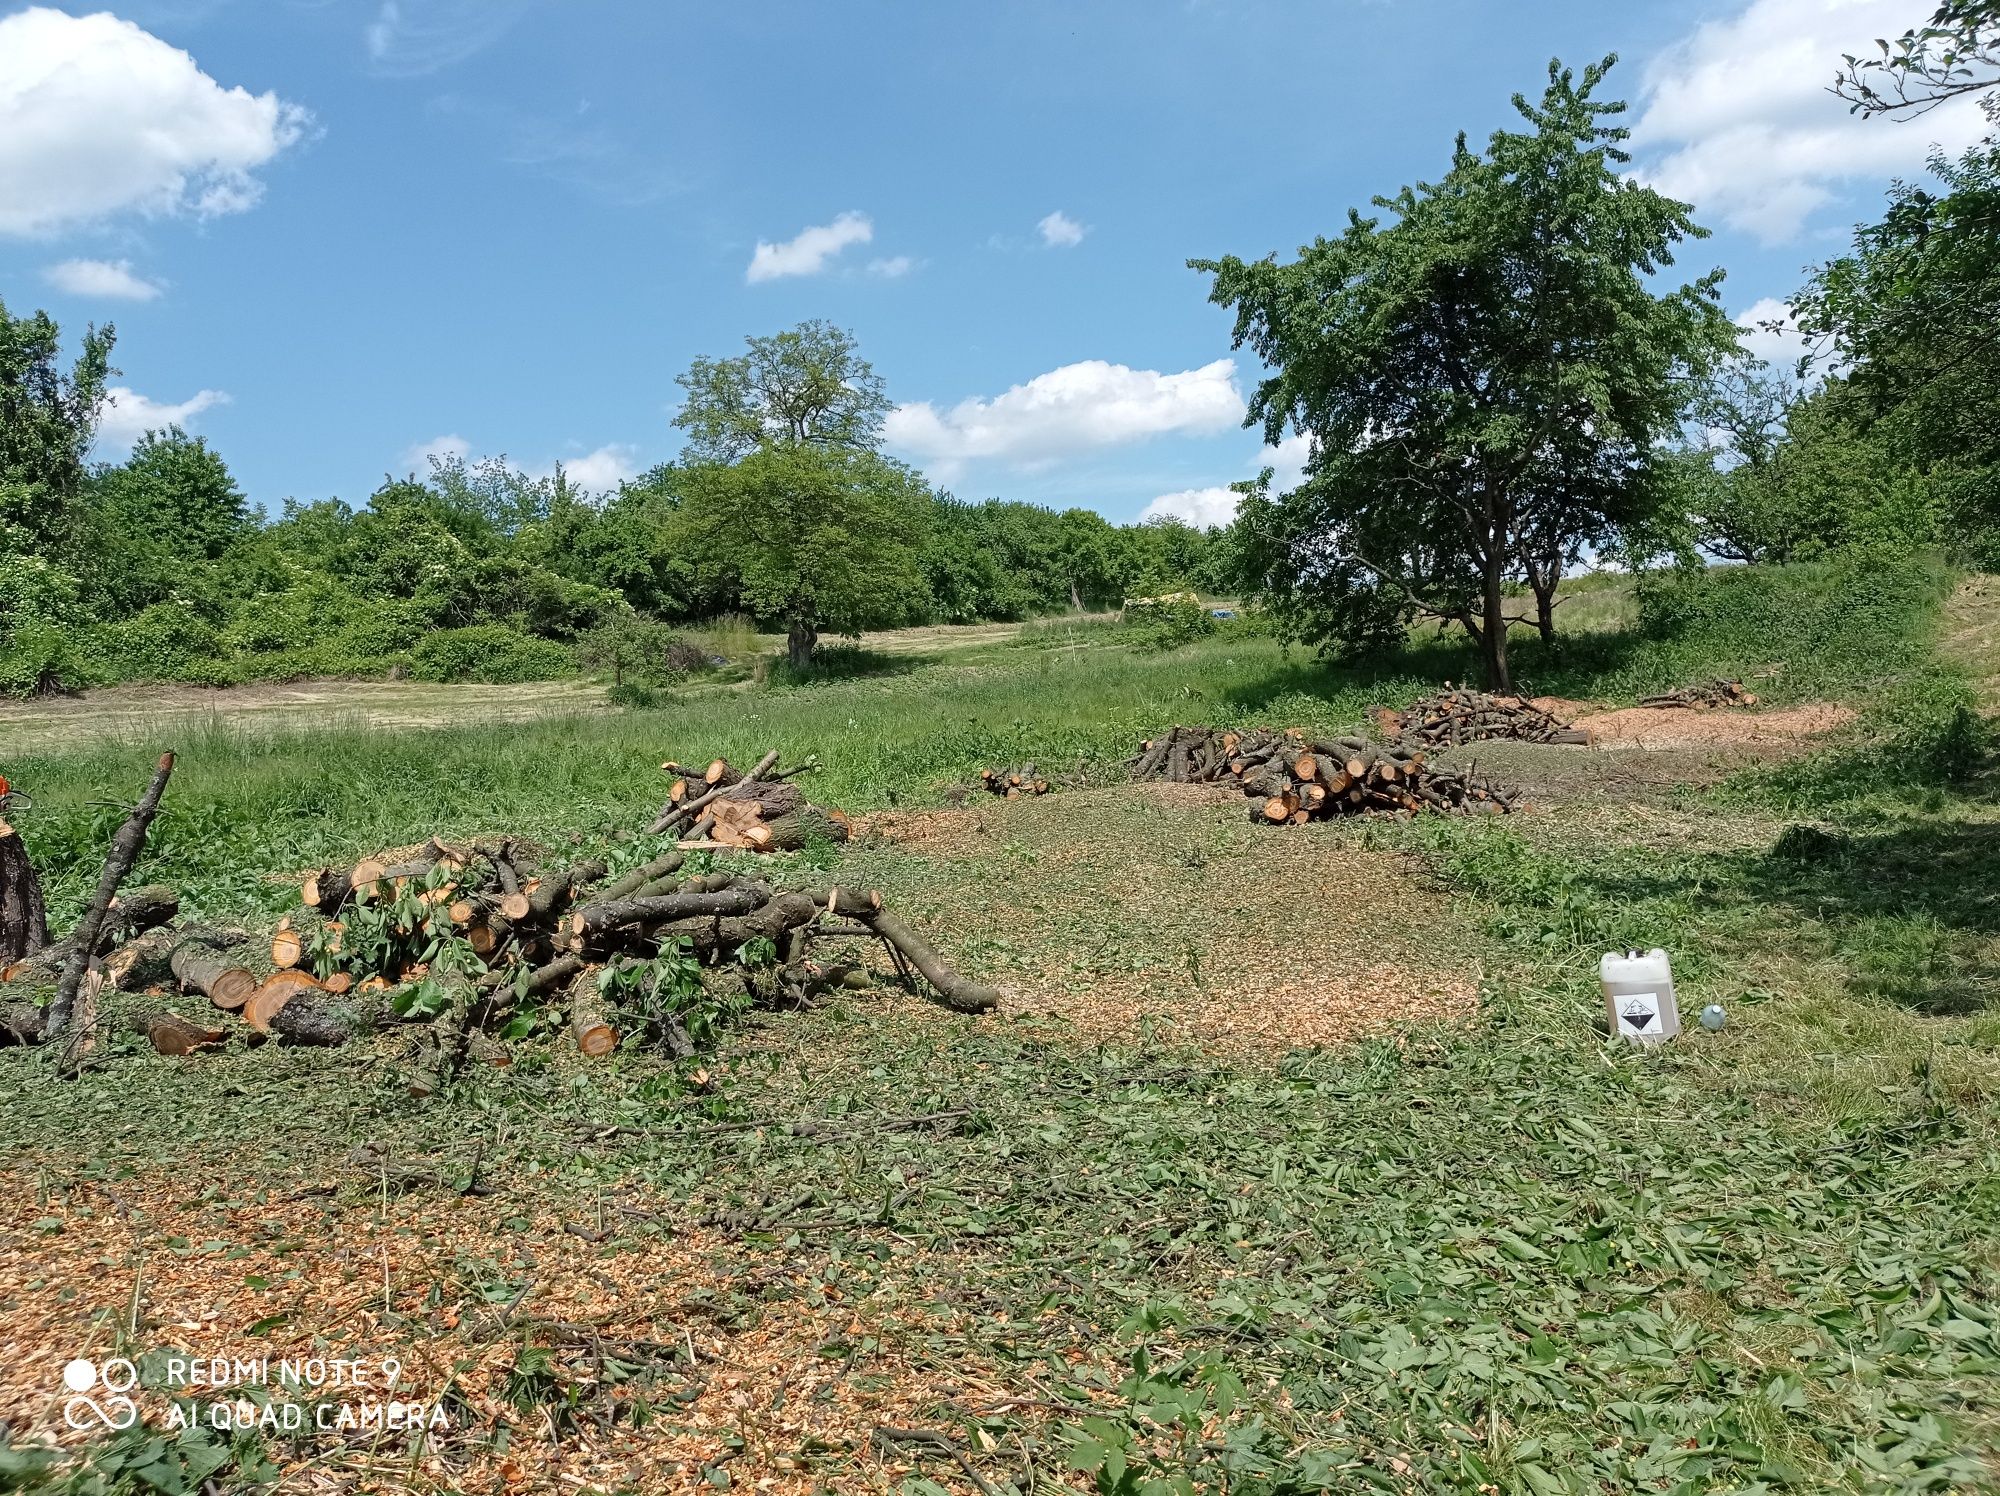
[0,1165,1071,1494]
[847,786,1482,1057]
[1531,697,1856,750]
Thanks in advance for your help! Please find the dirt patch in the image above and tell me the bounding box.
[852,808,987,851]
[1571,702,1854,750]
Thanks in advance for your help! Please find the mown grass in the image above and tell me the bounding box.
[5,553,1997,1493]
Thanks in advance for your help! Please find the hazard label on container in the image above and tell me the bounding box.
[1616,992,1662,1036]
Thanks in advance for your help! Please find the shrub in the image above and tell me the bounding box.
[1123,592,1218,650]
[411,625,574,684]
[89,602,223,682]
[578,615,717,687]
[1870,670,1991,783]
[0,617,86,697]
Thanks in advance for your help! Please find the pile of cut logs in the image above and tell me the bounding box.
[1640,679,1760,709]
[1130,726,1519,821]
[1372,688,1593,748]
[979,764,1050,798]
[648,752,851,852]
[0,749,1000,1078]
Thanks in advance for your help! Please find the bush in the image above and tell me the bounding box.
[1123,593,1218,650]
[578,615,718,687]
[1870,670,1991,783]
[0,617,86,697]
[411,625,574,684]
[88,602,224,682]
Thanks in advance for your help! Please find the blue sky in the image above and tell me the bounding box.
[1,0,1988,525]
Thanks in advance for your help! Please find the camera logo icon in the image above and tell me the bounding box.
[62,1358,139,1431]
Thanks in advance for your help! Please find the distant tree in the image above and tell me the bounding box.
[674,445,931,666]
[1193,57,1735,688]
[89,427,251,609]
[1835,1,2000,118]
[673,320,891,464]
[0,297,114,562]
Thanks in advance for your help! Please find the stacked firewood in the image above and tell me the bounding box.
[1130,726,1519,821]
[648,752,850,852]
[979,764,1050,798]
[1640,679,1760,709]
[0,751,1000,1077]
[1373,687,1592,748]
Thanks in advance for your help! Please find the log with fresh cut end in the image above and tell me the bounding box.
[136,1010,228,1057]
[170,941,257,1011]
[243,969,324,1034]
[568,972,618,1057]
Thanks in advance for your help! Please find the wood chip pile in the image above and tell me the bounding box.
[1372,687,1593,748]
[1,749,1000,1080]
[1639,679,1760,709]
[1130,725,1520,822]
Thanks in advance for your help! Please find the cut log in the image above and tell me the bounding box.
[569,973,618,1057]
[134,1010,227,1057]
[526,860,608,922]
[170,942,257,1011]
[243,970,324,1035]
[271,923,304,970]
[564,888,766,947]
[597,852,687,904]
[648,749,781,836]
[270,989,381,1047]
[0,817,48,964]
[847,902,1000,1014]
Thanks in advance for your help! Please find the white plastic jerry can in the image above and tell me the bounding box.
[1600,948,1681,1047]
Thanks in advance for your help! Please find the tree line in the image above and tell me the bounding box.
[4,1,1994,696]
[0,316,1227,694]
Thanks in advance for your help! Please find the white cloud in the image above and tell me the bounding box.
[867,255,917,278]
[364,0,534,77]
[886,358,1245,479]
[746,211,873,283]
[42,258,164,301]
[549,443,641,493]
[1734,296,1812,367]
[406,433,472,471]
[1038,210,1087,248]
[1142,486,1241,528]
[97,385,229,450]
[0,7,309,237]
[1259,432,1313,493]
[1632,0,1990,244]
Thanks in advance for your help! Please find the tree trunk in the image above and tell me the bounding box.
[1479,561,1512,693]
[1527,557,1561,646]
[0,819,48,964]
[787,620,818,668]
[1069,577,1084,611]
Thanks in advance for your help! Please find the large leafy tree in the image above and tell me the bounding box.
[1194,57,1735,689]
[89,427,252,610]
[671,323,928,664]
[1795,136,2000,562]
[675,444,931,664]
[673,320,890,464]
[0,296,114,563]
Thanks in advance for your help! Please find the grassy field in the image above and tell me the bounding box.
[3,555,1997,1495]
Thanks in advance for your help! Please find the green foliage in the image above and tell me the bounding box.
[1197,56,1736,689]
[88,427,252,613]
[674,442,933,665]
[1795,132,2000,563]
[1122,593,1218,650]
[672,319,891,464]
[577,614,716,687]
[0,294,114,564]
[411,625,574,684]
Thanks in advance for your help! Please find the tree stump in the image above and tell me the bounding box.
[0,817,47,965]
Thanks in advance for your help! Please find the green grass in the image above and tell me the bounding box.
[6,554,1998,1493]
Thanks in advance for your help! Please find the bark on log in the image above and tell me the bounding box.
[132,1010,227,1057]
[746,806,851,853]
[0,817,48,964]
[45,752,176,1040]
[569,973,618,1057]
[171,942,257,1011]
[649,750,781,836]
[857,906,1000,1014]
[526,859,608,922]
[567,888,765,944]
[597,852,688,904]
[270,990,382,1047]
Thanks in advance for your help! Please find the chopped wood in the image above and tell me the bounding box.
[1134,725,1522,823]
[1639,678,1761,709]
[270,922,304,970]
[980,764,1051,797]
[135,1010,228,1057]
[570,972,619,1058]
[1376,687,1592,749]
